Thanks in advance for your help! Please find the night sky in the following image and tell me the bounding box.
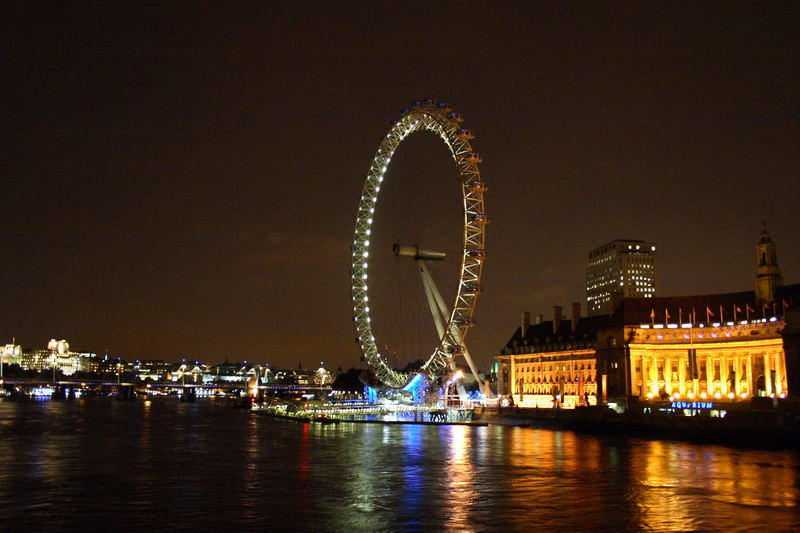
[4,2,799,370]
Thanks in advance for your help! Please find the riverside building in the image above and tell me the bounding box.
[496,304,604,408]
[4,339,97,376]
[497,230,799,410]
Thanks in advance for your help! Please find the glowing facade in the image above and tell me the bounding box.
[630,319,788,401]
[496,306,603,408]
[497,348,599,409]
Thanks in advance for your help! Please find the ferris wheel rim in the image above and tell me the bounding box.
[351,100,486,389]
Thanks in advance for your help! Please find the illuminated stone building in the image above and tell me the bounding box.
[497,230,799,409]
[496,304,605,408]
[586,239,658,316]
[14,339,96,376]
[314,365,333,386]
[620,289,796,402]
[1,344,22,367]
[623,229,795,403]
[5,339,97,376]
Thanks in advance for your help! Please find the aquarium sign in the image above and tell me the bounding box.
[671,401,714,410]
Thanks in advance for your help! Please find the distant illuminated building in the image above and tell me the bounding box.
[314,365,332,386]
[133,360,173,381]
[47,339,70,354]
[11,339,96,376]
[586,239,658,316]
[2,344,22,368]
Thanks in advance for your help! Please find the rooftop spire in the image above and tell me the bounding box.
[755,227,783,303]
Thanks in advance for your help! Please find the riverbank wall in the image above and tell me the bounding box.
[473,400,800,448]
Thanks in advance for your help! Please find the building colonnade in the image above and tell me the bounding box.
[629,338,787,400]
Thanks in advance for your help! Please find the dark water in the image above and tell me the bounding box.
[1,400,799,532]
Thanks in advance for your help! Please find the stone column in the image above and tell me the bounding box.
[651,356,659,395]
[706,356,713,395]
[764,353,772,396]
[678,356,686,396]
[774,351,784,395]
[665,357,672,395]
[641,353,647,396]
[734,355,740,396]
[510,356,516,396]
[746,354,753,397]
[720,354,728,396]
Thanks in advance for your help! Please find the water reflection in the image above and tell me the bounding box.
[241,413,260,518]
[331,424,392,531]
[400,425,424,522]
[443,425,477,529]
[0,401,798,531]
[630,439,798,531]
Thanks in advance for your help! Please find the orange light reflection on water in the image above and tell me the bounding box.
[631,439,797,531]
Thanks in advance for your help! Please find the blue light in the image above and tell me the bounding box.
[671,401,714,410]
[402,373,424,391]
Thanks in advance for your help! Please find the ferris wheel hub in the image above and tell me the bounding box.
[392,244,447,261]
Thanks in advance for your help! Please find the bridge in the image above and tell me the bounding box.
[0,378,331,401]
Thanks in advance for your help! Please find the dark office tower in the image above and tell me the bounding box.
[586,239,658,316]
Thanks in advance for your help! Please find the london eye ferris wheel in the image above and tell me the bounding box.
[350,100,486,390]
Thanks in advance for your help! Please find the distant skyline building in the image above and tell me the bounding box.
[3,338,97,376]
[586,239,658,316]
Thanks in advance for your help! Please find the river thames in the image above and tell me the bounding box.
[1,400,798,532]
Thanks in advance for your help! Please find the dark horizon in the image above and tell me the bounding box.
[4,2,799,368]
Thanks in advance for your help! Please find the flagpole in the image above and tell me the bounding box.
[690,312,696,398]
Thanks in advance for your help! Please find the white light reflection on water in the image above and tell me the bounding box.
[443,424,477,530]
